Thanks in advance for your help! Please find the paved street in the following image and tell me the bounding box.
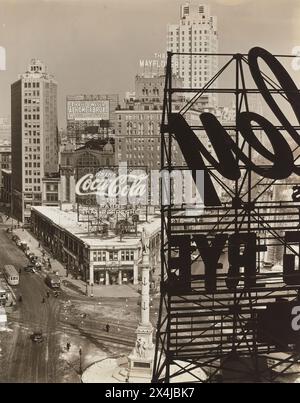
[0,227,63,383]
[0,222,154,383]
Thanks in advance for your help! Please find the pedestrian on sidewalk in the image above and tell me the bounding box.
[42,297,45,304]
[105,323,110,333]
[46,291,50,298]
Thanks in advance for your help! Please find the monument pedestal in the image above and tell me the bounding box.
[127,322,155,382]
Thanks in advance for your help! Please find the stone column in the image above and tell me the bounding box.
[70,176,76,203]
[127,252,154,383]
[133,263,138,285]
[105,270,110,285]
[118,270,122,285]
[89,263,94,288]
[141,262,150,325]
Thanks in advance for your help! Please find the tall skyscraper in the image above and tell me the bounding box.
[11,59,58,223]
[167,2,218,106]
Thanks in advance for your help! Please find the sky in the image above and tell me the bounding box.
[0,0,300,128]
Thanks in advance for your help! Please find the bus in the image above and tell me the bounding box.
[45,274,60,289]
[3,265,19,286]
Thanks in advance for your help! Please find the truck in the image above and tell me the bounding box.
[45,274,60,289]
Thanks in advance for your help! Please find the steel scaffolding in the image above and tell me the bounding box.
[153,50,300,383]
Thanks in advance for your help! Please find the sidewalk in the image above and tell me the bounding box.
[12,228,140,299]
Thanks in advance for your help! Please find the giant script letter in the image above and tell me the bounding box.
[171,47,299,205]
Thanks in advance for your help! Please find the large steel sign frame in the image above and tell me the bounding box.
[153,48,300,383]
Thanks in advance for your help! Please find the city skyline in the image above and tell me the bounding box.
[0,0,300,128]
[1,0,300,385]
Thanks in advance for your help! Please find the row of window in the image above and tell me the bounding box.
[25,170,40,175]
[24,114,40,120]
[25,154,40,160]
[25,178,40,184]
[24,99,40,105]
[125,153,159,161]
[24,140,40,146]
[46,193,58,202]
[25,162,40,167]
[123,137,158,143]
[141,88,160,96]
[169,30,209,35]
[24,123,40,128]
[126,146,160,152]
[24,186,41,192]
[24,91,40,97]
[24,82,40,88]
[92,250,135,262]
[24,106,40,112]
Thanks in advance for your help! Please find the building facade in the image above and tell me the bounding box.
[1,169,11,206]
[31,205,160,287]
[66,94,119,145]
[0,144,11,200]
[167,3,218,106]
[60,138,115,203]
[115,74,204,170]
[0,117,11,142]
[11,59,58,223]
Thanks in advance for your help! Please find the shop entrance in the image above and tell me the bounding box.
[109,269,119,285]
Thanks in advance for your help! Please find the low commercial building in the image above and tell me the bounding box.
[31,204,160,286]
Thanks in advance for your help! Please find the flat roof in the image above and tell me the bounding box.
[32,205,160,249]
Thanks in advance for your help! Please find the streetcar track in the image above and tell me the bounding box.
[10,319,135,348]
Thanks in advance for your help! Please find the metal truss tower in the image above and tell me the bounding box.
[153,50,300,383]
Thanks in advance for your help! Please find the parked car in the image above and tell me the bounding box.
[20,241,28,252]
[30,331,44,343]
[34,259,42,268]
[24,265,36,273]
[28,253,36,262]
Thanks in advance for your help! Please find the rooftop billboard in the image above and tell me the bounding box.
[67,100,109,121]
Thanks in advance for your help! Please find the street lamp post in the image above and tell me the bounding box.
[79,346,82,375]
[90,283,94,298]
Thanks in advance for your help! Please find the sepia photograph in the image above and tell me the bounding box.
[1,0,300,389]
